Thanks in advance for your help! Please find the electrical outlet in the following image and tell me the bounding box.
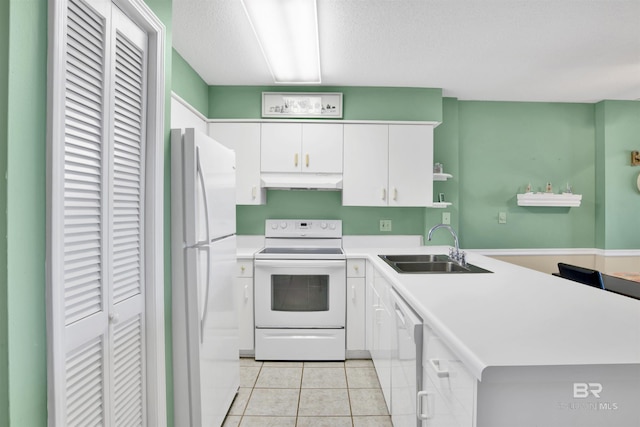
[442,212,451,225]
[380,219,392,232]
[498,212,507,224]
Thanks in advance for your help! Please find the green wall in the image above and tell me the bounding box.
[0,0,174,425]
[425,97,461,245]
[237,191,425,235]
[2,0,48,425]
[171,48,209,117]
[203,87,639,250]
[595,100,640,249]
[209,86,443,122]
[0,0,9,423]
[458,101,596,249]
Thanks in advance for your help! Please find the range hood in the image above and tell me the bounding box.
[260,173,343,190]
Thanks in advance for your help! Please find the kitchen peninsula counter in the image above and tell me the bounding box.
[345,246,640,381]
[346,246,640,425]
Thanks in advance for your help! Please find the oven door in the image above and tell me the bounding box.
[254,259,346,328]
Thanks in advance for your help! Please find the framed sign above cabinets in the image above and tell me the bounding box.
[262,92,343,118]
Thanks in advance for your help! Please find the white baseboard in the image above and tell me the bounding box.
[476,248,640,257]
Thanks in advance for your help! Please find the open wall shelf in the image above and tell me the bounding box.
[433,173,453,181]
[517,193,582,207]
[431,202,452,208]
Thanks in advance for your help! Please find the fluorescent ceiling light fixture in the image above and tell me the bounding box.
[241,0,321,84]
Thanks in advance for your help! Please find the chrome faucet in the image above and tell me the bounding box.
[427,224,465,265]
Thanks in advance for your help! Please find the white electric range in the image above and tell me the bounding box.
[253,219,346,361]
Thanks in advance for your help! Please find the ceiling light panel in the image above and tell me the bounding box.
[241,0,321,84]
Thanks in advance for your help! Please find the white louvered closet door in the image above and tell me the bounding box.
[109,6,147,426]
[56,0,148,425]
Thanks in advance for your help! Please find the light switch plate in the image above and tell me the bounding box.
[380,219,392,232]
[442,212,451,225]
[498,212,507,224]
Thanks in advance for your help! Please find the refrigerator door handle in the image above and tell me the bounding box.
[200,244,212,343]
[196,147,212,241]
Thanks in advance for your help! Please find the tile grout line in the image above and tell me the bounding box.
[296,363,304,425]
[345,362,356,427]
[231,360,392,426]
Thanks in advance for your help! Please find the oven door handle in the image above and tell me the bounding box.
[254,259,345,269]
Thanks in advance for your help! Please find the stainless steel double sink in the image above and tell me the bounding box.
[379,254,492,274]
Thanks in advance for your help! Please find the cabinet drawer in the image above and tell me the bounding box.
[423,324,475,426]
[347,259,366,278]
[236,259,254,278]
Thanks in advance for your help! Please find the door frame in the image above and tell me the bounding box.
[46,0,167,425]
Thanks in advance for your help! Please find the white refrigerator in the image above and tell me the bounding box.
[171,128,239,427]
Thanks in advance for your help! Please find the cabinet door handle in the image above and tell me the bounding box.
[305,154,309,168]
[251,186,257,199]
[351,285,356,302]
[417,391,434,420]
[381,188,386,201]
[429,358,450,378]
[294,153,299,167]
[393,187,398,201]
[244,284,249,301]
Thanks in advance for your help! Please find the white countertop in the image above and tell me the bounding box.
[236,235,264,258]
[346,246,640,381]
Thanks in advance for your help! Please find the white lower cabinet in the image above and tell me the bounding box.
[421,323,475,427]
[367,265,394,413]
[346,259,366,353]
[235,258,254,354]
[368,262,475,427]
[371,286,393,412]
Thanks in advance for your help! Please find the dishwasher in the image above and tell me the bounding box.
[390,288,423,427]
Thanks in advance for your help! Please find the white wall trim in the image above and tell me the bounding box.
[171,91,208,122]
[46,1,68,424]
[206,118,441,126]
[593,248,640,257]
[475,248,640,257]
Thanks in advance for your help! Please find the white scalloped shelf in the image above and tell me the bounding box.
[431,202,452,208]
[433,173,453,181]
[517,193,582,207]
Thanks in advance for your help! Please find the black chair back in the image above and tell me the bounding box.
[557,263,605,289]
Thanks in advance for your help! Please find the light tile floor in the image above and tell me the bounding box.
[223,359,393,427]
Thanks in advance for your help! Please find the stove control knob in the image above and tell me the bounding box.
[271,222,278,230]
[329,223,336,230]
[280,221,288,229]
[320,222,328,229]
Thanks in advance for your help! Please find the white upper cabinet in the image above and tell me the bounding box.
[209,122,265,205]
[302,123,344,173]
[388,124,433,206]
[261,123,301,173]
[343,123,434,207]
[343,124,389,206]
[261,123,343,173]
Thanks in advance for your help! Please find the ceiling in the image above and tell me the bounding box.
[172,0,640,103]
